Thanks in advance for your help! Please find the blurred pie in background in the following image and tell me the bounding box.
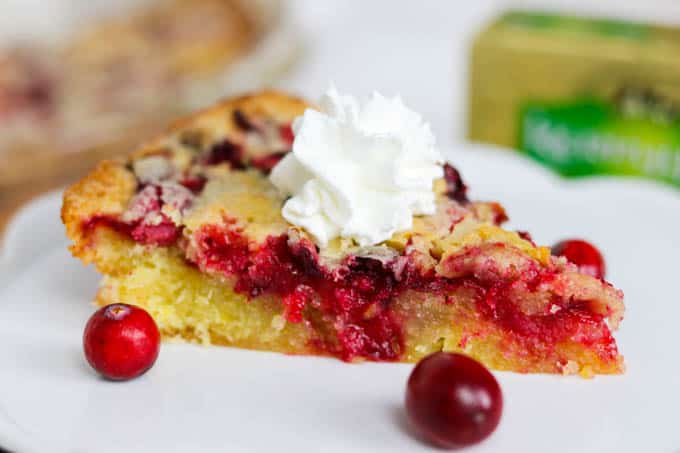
[0,0,295,189]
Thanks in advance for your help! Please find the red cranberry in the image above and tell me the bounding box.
[130,215,181,246]
[405,352,503,449]
[83,304,160,381]
[443,163,468,203]
[280,124,294,147]
[517,230,535,245]
[180,175,207,194]
[552,239,606,279]
[203,139,245,169]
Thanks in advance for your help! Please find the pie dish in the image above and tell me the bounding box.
[0,0,295,191]
[62,90,625,376]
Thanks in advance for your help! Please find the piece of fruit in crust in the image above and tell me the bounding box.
[62,90,625,377]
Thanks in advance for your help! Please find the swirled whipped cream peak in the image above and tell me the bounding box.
[269,86,444,247]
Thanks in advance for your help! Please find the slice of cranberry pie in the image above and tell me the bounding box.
[62,90,624,376]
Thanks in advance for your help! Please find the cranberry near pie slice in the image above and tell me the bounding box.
[62,90,625,377]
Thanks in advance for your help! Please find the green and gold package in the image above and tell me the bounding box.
[468,11,680,188]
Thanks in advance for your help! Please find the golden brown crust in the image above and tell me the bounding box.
[61,160,136,262]
[132,89,309,159]
[171,90,309,129]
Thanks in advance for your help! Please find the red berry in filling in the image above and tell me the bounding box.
[443,163,468,203]
[280,124,294,147]
[552,239,606,279]
[83,303,160,381]
[180,175,207,194]
[130,215,181,246]
[203,139,245,169]
[517,230,536,245]
[405,352,503,449]
[251,152,287,174]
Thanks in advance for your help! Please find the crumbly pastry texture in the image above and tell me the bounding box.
[62,90,625,377]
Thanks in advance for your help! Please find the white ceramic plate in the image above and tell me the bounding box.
[1,146,679,453]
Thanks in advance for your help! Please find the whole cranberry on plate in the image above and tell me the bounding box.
[552,239,606,279]
[83,303,160,381]
[405,352,503,449]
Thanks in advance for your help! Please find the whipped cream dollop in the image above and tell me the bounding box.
[270,87,443,247]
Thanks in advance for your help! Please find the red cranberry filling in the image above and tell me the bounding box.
[192,227,404,360]
[280,124,294,147]
[517,230,536,245]
[84,182,191,247]
[195,222,251,276]
[130,216,180,246]
[203,139,245,168]
[443,163,468,203]
[82,208,619,363]
[198,119,293,172]
[84,213,181,248]
[82,215,133,238]
[190,225,619,363]
[179,175,207,194]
